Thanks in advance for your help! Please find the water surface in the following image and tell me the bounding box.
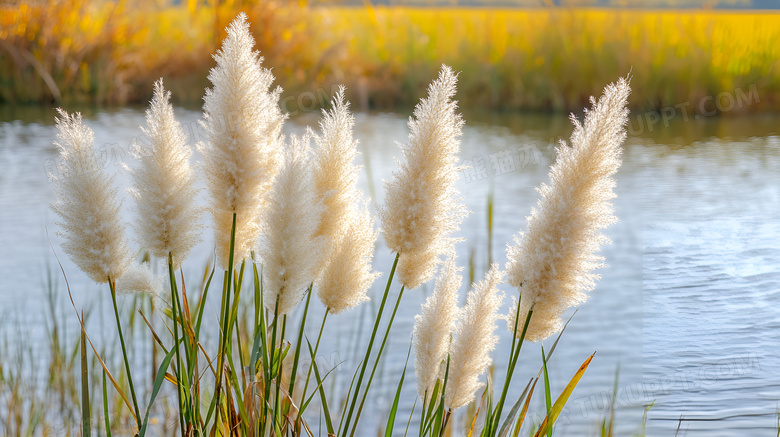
[0,105,778,436]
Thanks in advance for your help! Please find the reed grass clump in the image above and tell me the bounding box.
[47,14,631,437]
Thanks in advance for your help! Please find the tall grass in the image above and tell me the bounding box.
[2,1,779,112]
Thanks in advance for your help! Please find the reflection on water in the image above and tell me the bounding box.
[0,105,778,435]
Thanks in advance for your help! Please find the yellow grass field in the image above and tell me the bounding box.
[2,1,779,112]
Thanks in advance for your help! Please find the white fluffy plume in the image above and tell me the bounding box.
[259,134,325,315]
[315,204,381,315]
[50,109,132,283]
[413,253,462,400]
[126,79,200,267]
[445,264,504,411]
[506,77,631,342]
[312,86,380,314]
[312,86,360,245]
[199,13,286,269]
[380,65,467,289]
[116,262,165,307]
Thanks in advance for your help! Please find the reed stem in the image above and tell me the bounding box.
[340,252,399,437]
[108,278,142,431]
[168,253,186,437]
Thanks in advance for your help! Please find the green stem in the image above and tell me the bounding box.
[288,285,312,397]
[349,286,405,437]
[273,314,287,430]
[297,309,328,432]
[108,278,142,430]
[491,307,533,434]
[340,252,399,437]
[168,253,186,437]
[214,212,237,424]
[264,297,281,432]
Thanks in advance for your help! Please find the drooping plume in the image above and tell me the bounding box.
[380,65,467,289]
[505,77,630,342]
[116,262,165,307]
[312,86,360,247]
[413,254,461,400]
[445,265,504,411]
[259,135,325,315]
[126,79,200,267]
[315,204,381,314]
[50,109,132,283]
[199,13,286,269]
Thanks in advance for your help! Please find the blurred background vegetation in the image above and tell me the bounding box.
[1,0,778,113]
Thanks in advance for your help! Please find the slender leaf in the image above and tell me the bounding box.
[80,320,91,437]
[307,339,334,435]
[534,353,596,437]
[103,370,112,437]
[139,342,180,436]
[385,346,411,437]
[541,347,552,437]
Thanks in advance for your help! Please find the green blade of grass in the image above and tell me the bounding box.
[289,285,313,399]
[340,252,399,437]
[534,353,595,437]
[139,341,180,436]
[307,338,334,435]
[80,318,91,437]
[512,377,538,437]
[496,378,533,437]
[541,346,552,437]
[384,345,411,437]
[103,370,112,437]
[349,285,406,437]
[404,398,417,437]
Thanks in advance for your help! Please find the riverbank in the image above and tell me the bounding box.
[2,2,779,112]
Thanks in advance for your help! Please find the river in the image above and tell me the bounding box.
[0,104,778,436]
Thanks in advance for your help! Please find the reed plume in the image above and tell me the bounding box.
[315,205,380,314]
[50,109,131,283]
[445,264,504,410]
[116,262,164,305]
[311,85,380,314]
[506,77,630,342]
[199,13,286,269]
[380,65,466,289]
[259,134,325,315]
[312,86,360,246]
[412,253,461,400]
[126,79,200,267]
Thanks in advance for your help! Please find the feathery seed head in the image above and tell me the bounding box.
[505,77,631,342]
[445,264,504,410]
[199,13,286,269]
[315,204,381,314]
[126,79,200,267]
[381,65,467,289]
[50,109,132,283]
[397,249,441,290]
[413,253,462,400]
[312,86,360,245]
[115,262,165,307]
[260,134,326,315]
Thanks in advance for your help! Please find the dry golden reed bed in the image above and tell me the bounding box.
[2,0,779,112]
